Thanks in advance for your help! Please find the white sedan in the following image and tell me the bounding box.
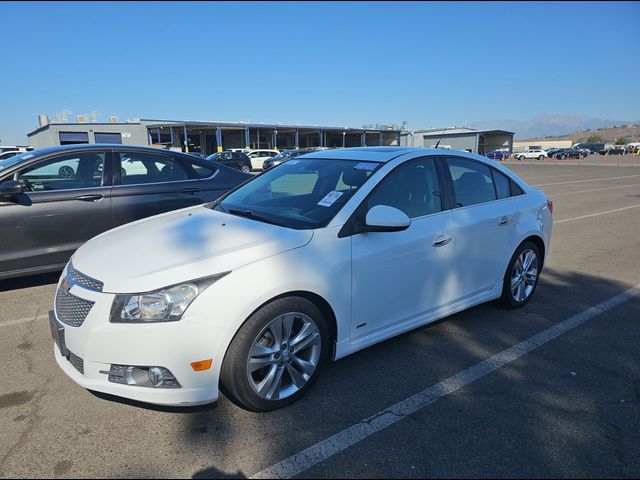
[49,147,553,411]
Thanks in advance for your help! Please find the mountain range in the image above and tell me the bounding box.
[469,115,638,140]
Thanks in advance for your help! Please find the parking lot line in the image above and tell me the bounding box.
[533,174,640,187]
[550,183,640,197]
[554,204,640,224]
[251,283,640,480]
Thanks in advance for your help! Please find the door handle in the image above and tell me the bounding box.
[498,216,513,225]
[74,194,104,202]
[180,188,200,195]
[432,235,452,247]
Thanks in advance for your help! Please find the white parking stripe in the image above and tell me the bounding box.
[551,183,640,197]
[251,284,640,479]
[0,314,47,329]
[555,204,640,224]
[533,174,640,187]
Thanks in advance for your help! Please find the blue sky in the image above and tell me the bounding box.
[1,1,639,144]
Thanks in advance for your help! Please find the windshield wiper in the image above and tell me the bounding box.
[227,208,284,227]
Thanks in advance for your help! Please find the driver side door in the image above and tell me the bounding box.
[350,157,456,340]
[0,150,113,277]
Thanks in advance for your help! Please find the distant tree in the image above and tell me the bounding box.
[586,135,605,143]
[614,136,629,145]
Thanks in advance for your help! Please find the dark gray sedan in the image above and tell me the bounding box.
[0,144,250,280]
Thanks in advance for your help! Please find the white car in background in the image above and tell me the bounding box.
[246,149,280,170]
[49,147,553,412]
[516,149,548,161]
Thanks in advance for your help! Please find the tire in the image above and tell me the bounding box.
[241,165,251,174]
[500,241,542,309]
[518,155,525,161]
[538,155,544,161]
[560,155,566,160]
[220,296,330,412]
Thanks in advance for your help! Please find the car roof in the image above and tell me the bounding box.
[300,146,426,163]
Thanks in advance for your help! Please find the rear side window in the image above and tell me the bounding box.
[510,180,524,196]
[118,152,188,185]
[446,158,496,207]
[191,162,216,178]
[492,170,511,199]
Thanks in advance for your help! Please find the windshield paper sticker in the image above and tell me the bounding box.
[354,162,377,171]
[317,191,343,207]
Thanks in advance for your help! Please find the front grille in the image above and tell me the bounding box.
[68,351,84,374]
[68,262,103,292]
[55,288,94,327]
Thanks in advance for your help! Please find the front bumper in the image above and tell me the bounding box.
[49,281,227,407]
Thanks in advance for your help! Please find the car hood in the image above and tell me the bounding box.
[72,205,313,293]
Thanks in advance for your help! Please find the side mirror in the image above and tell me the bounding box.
[364,205,411,232]
[0,180,24,199]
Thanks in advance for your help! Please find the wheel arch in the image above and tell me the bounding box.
[520,234,546,270]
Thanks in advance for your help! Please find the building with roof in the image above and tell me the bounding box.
[27,117,402,154]
[400,127,514,155]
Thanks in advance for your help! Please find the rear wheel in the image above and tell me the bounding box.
[538,155,544,161]
[241,165,251,173]
[500,241,541,308]
[220,296,329,412]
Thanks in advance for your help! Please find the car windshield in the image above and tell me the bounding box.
[212,158,381,229]
[0,151,36,171]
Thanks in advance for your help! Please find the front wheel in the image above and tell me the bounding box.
[500,241,541,308]
[220,296,330,412]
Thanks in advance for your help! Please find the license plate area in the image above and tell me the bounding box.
[49,311,69,359]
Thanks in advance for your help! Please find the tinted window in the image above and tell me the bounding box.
[191,162,216,178]
[447,157,496,207]
[94,132,122,144]
[18,152,105,191]
[510,180,524,196]
[368,157,441,218]
[119,152,188,185]
[492,169,511,199]
[59,132,89,145]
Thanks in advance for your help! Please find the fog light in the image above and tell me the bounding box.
[104,365,181,389]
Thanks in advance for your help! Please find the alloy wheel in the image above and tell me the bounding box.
[246,312,321,401]
[511,249,538,302]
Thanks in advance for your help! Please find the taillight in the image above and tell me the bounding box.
[547,199,554,214]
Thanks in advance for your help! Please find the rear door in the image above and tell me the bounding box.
[110,149,206,227]
[444,156,519,300]
[0,149,112,276]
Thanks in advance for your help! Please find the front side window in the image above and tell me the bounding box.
[446,157,497,207]
[367,157,442,218]
[214,158,380,229]
[118,152,188,185]
[17,152,105,191]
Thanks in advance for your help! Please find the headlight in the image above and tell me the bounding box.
[110,273,229,323]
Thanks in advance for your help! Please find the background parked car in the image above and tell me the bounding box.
[246,149,279,170]
[598,146,626,155]
[207,151,253,173]
[555,148,587,160]
[573,142,605,153]
[0,144,249,279]
[262,148,317,170]
[485,150,510,160]
[516,149,547,161]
